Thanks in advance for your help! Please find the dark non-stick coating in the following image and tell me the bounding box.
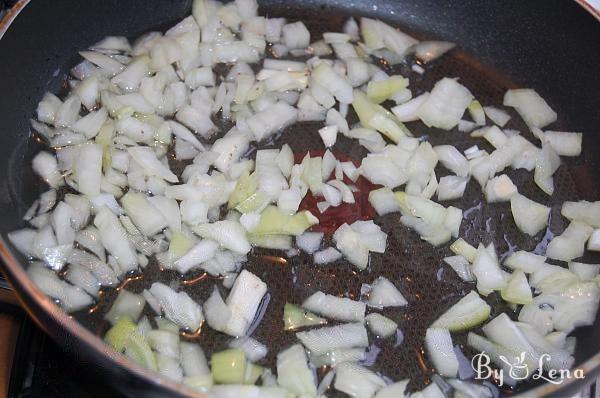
[0,1,599,397]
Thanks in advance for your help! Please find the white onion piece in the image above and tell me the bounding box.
[482,313,538,367]
[313,247,342,264]
[282,21,310,49]
[434,145,470,177]
[79,50,124,76]
[321,183,342,207]
[311,62,353,104]
[180,342,210,377]
[174,239,219,274]
[588,229,600,252]
[322,149,336,179]
[128,146,178,183]
[483,106,511,127]
[425,327,459,377]
[333,223,369,270]
[374,380,409,398]
[229,336,267,362]
[28,262,93,312]
[467,100,485,126]
[561,200,600,228]
[443,255,474,282]
[484,174,517,203]
[246,102,298,141]
[546,221,593,262]
[303,291,366,322]
[472,244,506,293]
[147,196,181,232]
[368,188,400,216]
[366,313,398,338]
[65,263,100,297]
[296,322,368,355]
[437,175,468,201]
[51,201,76,246]
[334,362,386,398]
[296,232,323,254]
[318,125,338,148]
[105,289,146,324]
[359,155,407,189]
[503,251,546,274]
[148,282,204,331]
[277,188,303,215]
[32,151,62,188]
[276,344,317,397]
[543,131,582,156]
[192,220,251,255]
[93,206,138,274]
[68,248,118,286]
[510,193,550,236]
[367,276,407,308]
[72,108,108,139]
[8,229,38,257]
[276,144,294,178]
[417,78,473,130]
[121,192,169,237]
[176,105,216,138]
[328,180,355,204]
[534,141,560,196]
[203,285,231,332]
[503,88,557,129]
[265,17,286,42]
[223,270,267,336]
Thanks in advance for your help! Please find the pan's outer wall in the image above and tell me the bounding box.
[0,1,599,397]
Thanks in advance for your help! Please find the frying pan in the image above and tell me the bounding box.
[0,0,599,397]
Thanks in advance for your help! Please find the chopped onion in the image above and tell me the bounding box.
[223,270,267,336]
[313,247,342,264]
[303,291,366,322]
[28,262,93,312]
[483,106,511,127]
[546,221,593,262]
[366,313,398,338]
[443,255,474,282]
[334,362,386,398]
[543,130,582,156]
[510,193,550,236]
[94,207,138,274]
[437,175,469,201]
[561,200,600,228]
[434,145,469,177]
[282,22,310,49]
[503,251,546,274]
[431,291,491,332]
[467,100,485,125]
[417,78,473,130]
[105,289,146,325]
[148,282,204,331]
[296,232,323,254]
[425,328,459,377]
[276,344,317,397]
[297,322,368,355]
[503,88,557,129]
[484,174,517,203]
[367,276,407,308]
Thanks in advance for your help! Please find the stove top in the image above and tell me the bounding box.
[0,280,125,398]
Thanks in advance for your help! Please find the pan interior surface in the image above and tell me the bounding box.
[1,1,600,397]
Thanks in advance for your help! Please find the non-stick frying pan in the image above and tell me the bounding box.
[1,0,599,397]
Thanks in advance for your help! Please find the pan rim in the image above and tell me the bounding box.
[0,1,599,396]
